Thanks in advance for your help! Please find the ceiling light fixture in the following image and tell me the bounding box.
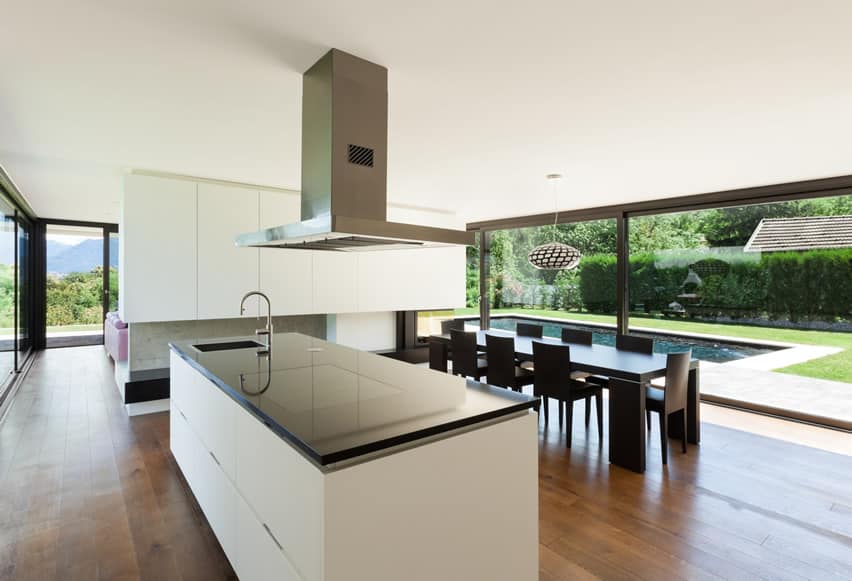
[527,174,582,270]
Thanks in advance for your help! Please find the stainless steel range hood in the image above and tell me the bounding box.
[236,49,473,251]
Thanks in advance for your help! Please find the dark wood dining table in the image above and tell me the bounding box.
[429,329,700,473]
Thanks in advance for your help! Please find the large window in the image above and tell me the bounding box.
[483,218,617,331]
[469,188,851,427]
[627,195,852,385]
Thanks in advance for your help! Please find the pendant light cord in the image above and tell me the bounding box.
[547,173,562,243]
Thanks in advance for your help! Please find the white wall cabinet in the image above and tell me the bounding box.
[122,174,466,323]
[357,246,466,312]
[313,252,358,314]
[121,174,197,323]
[197,183,260,319]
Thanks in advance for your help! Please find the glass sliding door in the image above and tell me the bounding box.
[16,213,31,363]
[45,224,106,348]
[0,200,15,385]
[108,230,119,313]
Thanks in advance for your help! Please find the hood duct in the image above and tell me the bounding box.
[236,49,474,251]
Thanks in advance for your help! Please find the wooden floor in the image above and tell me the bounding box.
[1,347,851,580]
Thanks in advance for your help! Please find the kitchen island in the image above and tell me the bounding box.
[169,332,539,581]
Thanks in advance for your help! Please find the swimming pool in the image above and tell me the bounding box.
[472,317,778,363]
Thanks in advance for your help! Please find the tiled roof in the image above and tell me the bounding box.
[744,215,852,252]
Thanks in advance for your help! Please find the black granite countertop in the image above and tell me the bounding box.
[169,333,538,469]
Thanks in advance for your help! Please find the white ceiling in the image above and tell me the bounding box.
[3,1,852,224]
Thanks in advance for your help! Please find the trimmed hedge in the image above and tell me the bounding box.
[568,248,852,321]
[764,249,852,321]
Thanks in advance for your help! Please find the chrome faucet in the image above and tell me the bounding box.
[240,291,272,355]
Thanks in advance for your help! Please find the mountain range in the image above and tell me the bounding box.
[0,235,118,274]
[47,238,119,275]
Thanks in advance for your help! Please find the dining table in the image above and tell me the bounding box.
[429,329,700,473]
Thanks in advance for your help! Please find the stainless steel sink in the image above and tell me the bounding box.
[192,340,264,352]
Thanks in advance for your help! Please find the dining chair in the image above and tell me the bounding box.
[561,328,592,345]
[485,334,534,392]
[516,322,543,338]
[428,340,448,373]
[645,351,691,464]
[559,328,594,381]
[450,329,488,381]
[616,334,655,355]
[516,322,544,371]
[441,319,465,334]
[532,341,603,448]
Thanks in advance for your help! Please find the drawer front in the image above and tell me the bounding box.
[171,401,238,568]
[235,493,302,581]
[194,373,236,481]
[196,432,238,564]
[235,405,323,581]
[172,353,237,482]
[170,403,198,491]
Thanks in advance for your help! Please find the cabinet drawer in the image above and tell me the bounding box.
[173,357,237,482]
[235,405,323,581]
[171,402,238,568]
[235,493,302,581]
[170,403,198,491]
[194,375,236,481]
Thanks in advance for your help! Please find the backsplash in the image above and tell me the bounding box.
[128,315,327,370]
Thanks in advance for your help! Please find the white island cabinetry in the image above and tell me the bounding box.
[169,346,538,581]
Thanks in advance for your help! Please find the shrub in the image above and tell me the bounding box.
[579,254,617,313]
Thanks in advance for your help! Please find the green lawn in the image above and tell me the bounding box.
[455,307,852,383]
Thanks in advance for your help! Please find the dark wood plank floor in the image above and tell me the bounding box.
[1,346,851,580]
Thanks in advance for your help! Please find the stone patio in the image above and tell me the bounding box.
[701,362,852,429]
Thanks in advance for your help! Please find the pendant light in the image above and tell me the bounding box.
[528,174,582,270]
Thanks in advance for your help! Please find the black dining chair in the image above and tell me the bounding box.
[428,340,448,373]
[516,322,544,371]
[441,319,465,334]
[485,334,534,392]
[616,334,655,355]
[441,319,466,363]
[561,328,592,345]
[450,329,487,381]
[559,328,595,381]
[532,341,603,448]
[645,351,691,464]
[516,322,543,338]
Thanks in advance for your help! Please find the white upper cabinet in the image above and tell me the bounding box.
[121,174,197,323]
[357,246,466,312]
[258,191,314,316]
[197,183,260,319]
[122,174,467,321]
[314,252,358,314]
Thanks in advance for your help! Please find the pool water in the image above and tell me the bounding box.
[479,317,777,363]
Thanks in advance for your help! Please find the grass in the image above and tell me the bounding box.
[454,307,852,383]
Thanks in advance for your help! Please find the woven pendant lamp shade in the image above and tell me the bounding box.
[528,242,581,270]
